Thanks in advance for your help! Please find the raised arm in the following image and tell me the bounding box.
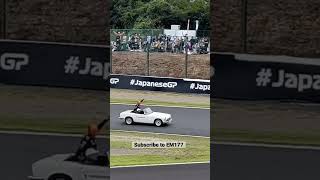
[97,119,108,131]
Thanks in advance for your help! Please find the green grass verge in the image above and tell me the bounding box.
[111,98,209,109]
[0,115,110,135]
[110,131,210,167]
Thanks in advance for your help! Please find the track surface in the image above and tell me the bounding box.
[213,144,320,179]
[112,163,210,180]
[111,104,210,136]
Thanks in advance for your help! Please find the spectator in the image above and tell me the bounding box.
[113,31,125,51]
[111,30,209,54]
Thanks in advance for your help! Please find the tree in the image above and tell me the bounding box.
[111,0,209,30]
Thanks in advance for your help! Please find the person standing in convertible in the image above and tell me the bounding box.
[75,119,108,161]
[133,99,144,112]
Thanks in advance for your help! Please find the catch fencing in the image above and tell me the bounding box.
[111,29,210,79]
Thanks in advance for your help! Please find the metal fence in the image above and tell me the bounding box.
[110,29,210,79]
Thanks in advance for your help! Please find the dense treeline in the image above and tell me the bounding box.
[111,0,209,30]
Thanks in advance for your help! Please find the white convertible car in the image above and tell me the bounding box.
[119,107,172,127]
[28,150,109,180]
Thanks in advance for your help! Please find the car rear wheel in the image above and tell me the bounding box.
[154,119,163,127]
[49,174,72,180]
[125,117,134,125]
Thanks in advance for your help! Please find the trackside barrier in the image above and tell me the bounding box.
[0,40,109,90]
[0,40,210,94]
[110,74,210,94]
[212,53,320,102]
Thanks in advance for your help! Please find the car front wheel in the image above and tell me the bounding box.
[125,117,134,125]
[154,119,163,127]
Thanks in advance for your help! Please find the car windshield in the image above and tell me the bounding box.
[143,108,153,115]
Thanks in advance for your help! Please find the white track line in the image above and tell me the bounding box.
[213,141,320,151]
[111,129,210,138]
[111,161,210,169]
[110,102,209,110]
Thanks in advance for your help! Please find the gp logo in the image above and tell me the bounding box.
[110,78,120,85]
[0,53,29,71]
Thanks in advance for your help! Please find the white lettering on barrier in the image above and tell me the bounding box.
[64,56,110,80]
[256,68,320,92]
[0,53,29,71]
[110,78,119,85]
[190,83,210,91]
[129,79,178,88]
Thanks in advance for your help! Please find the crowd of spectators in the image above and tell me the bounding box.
[112,31,209,54]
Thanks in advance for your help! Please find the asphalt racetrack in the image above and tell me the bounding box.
[111,104,210,136]
[112,163,210,180]
[213,143,320,180]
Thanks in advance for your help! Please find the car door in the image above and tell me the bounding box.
[134,111,147,123]
[81,164,109,180]
[143,113,154,124]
